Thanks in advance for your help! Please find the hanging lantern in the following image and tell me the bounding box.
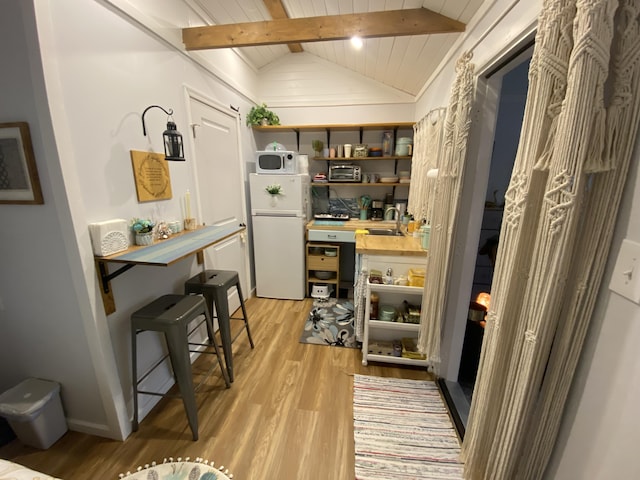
[163,120,185,161]
[141,105,186,161]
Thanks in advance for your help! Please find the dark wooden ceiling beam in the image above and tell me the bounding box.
[262,0,303,52]
[182,8,465,51]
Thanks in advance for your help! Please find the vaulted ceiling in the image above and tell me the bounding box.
[178,0,486,97]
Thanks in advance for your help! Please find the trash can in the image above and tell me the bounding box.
[0,378,67,449]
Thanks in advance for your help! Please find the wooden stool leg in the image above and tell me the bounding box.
[165,324,199,441]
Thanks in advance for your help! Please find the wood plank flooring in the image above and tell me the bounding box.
[0,297,432,479]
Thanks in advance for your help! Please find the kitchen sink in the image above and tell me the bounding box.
[367,228,404,236]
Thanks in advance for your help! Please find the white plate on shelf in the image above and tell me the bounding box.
[379,176,399,183]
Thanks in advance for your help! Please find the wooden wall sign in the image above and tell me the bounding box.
[130,150,172,202]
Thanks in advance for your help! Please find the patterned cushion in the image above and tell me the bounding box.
[118,459,232,480]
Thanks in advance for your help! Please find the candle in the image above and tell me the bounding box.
[185,190,191,219]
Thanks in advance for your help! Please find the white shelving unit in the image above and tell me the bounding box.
[362,281,428,367]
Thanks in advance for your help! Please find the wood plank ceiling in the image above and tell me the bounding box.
[180,0,485,96]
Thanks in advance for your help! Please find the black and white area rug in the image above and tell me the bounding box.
[299,299,358,348]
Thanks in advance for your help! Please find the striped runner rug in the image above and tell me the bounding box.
[353,375,463,479]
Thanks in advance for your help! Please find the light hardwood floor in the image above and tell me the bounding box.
[0,297,433,479]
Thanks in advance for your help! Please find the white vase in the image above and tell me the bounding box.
[135,232,154,246]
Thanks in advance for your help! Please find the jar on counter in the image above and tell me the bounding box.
[420,223,431,250]
[370,292,379,320]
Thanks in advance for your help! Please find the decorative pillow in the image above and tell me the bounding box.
[117,458,232,480]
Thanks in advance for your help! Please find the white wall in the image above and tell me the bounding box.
[0,0,262,440]
[0,0,112,437]
[415,0,640,477]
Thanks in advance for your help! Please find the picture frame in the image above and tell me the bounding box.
[130,150,173,202]
[0,122,43,204]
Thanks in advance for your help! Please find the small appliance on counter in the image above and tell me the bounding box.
[256,143,298,174]
[371,200,384,221]
[328,164,361,182]
[314,213,350,221]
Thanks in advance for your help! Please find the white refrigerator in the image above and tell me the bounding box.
[249,173,310,300]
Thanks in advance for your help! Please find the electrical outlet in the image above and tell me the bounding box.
[609,239,640,303]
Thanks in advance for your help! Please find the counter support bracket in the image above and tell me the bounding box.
[98,261,136,294]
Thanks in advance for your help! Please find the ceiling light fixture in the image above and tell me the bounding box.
[351,36,363,49]
[141,105,185,161]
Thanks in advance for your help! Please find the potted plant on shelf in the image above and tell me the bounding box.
[130,218,156,246]
[312,140,324,158]
[246,103,280,126]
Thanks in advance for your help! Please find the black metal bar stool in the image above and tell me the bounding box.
[131,294,230,441]
[184,270,255,382]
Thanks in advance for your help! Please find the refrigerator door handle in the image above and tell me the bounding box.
[252,211,300,218]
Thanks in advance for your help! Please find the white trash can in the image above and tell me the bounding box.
[0,378,67,449]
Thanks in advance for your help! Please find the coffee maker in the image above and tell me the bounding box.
[371,200,384,221]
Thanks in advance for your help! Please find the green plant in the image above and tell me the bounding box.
[246,103,280,126]
[265,184,283,195]
[130,218,155,234]
[312,140,324,155]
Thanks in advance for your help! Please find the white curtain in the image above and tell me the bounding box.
[414,53,476,366]
[462,1,640,478]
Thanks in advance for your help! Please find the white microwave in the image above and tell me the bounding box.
[256,151,297,174]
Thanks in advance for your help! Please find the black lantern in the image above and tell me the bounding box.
[141,105,185,161]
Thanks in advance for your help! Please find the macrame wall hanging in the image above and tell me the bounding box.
[414,52,476,367]
[462,1,640,479]
[407,107,446,223]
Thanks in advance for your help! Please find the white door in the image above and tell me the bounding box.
[188,92,249,311]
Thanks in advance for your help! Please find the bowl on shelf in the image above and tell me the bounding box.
[314,270,334,280]
[324,248,337,257]
[380,176,399,183]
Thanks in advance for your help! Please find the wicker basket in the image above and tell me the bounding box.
[353,144,368,157]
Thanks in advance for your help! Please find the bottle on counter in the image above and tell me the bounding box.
[370,292,379,319]
[384,268,393,285]
[420,222,431,250]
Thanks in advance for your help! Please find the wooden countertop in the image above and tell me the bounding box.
[306,219,427,256]
[355,232,426,256]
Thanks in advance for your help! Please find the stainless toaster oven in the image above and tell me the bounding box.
[328,164,361,182]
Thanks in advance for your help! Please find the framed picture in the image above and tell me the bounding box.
[130,150,172,202]
[0,122,43,204]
